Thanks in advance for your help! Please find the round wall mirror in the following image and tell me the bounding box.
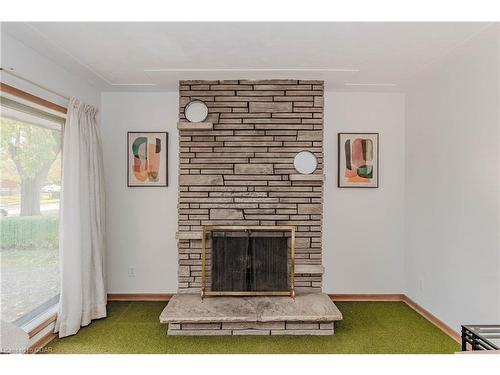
[293,151,318,174]
[185,100,209,122]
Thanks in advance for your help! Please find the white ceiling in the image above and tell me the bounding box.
[1,22,491,91]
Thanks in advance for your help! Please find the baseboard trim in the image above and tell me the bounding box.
[402,295,461,343]
[329,293,461,344]
[26,331,57,354]
[329,293,404,301]
[107,293,173,301]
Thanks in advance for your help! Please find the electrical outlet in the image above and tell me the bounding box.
[128,266,136,277]
[419,278,424,291]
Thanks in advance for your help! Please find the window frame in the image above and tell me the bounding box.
[0,83,67,115]
[0,82,66,331]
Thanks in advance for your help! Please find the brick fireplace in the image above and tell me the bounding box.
[177,79,325,294]
[160,79,342,335]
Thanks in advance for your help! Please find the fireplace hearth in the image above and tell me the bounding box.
[160,293,343,336]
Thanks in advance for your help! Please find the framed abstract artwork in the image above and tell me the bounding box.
[127,132,168,187]
[338,133,379,188]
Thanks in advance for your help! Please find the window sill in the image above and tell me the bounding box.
[22,304,58,338]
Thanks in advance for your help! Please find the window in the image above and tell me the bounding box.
[0,92,64,325]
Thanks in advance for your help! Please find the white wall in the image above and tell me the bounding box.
[323,92,406,293]
[405,25,500,331]
[100,91,406,294]
[101,92,178,293]
[0,32,100,107]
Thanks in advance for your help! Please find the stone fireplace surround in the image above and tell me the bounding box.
[177,79,325,294]
[159,79,343,335]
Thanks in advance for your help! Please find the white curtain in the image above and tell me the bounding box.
[55,97,106,338]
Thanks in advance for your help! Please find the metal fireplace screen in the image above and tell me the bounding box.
[212,235,288,292]
[201,225,295,299]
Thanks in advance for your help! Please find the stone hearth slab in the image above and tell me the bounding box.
[159,293,342,324]
[259,293,341,322]
[160,294,256,323]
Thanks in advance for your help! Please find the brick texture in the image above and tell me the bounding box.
[167,321,334,336]
[177,80,324,293]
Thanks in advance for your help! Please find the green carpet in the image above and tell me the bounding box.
[44,301,459,354]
